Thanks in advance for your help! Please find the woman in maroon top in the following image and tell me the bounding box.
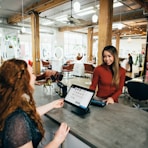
[89,45,126,104]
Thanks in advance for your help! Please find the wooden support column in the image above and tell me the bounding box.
[31,12,40,75]
[87,27,93,62]
[116,33,120,53]
[98,0,113,65]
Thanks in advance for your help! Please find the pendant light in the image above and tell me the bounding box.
[117,7,123,30]
[128,37,132,42]
[92,14,98,23]
[73,0,80,12]
[92,0,98,23]
[21,0,26,33]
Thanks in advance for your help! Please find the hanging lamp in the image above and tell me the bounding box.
[73,0,80,12]
[92,14,98,23]
[117,7,123,30]
[92,0,98,23]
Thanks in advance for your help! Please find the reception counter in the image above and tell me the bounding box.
[45,97,148,148]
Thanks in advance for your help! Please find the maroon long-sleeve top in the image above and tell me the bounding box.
[89,64,126,102]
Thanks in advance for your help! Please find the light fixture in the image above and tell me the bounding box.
[117,6,123,30]
[73,1,80,12]
[92,0,98,23]
[128,37,132,42]
[92,14,98,23]
[21,0,26,33]
[118,23,124,30]
[21,26,26,33]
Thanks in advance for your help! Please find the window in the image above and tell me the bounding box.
[64,32,87,60]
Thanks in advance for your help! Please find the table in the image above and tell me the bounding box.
[45,98,148,148]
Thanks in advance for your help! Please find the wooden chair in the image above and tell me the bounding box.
[62,63,74,78]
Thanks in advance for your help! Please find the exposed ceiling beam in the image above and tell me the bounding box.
[25,0,70,14]
[7,14,30,24]
[6,0,148,37]
[113,9,146,22]
[59,9,147,32]
[112,25,147,36]
[94,26,147,37]
[58,22,97,32]
[7,0,70,24]
[133,0,148,12]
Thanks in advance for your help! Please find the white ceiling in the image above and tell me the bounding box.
[0,0,147,36]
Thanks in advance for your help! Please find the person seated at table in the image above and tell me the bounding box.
[36,69,63,85]
[89,45,126,105]
[0,58,70,148]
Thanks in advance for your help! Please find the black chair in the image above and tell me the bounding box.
[126,81,148,111]
[123,76,132,95]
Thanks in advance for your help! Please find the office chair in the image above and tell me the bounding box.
[126,81,148,111]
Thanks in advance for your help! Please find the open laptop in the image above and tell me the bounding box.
[64,84,95,116]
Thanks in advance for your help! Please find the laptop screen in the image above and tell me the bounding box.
[64,84,95,110]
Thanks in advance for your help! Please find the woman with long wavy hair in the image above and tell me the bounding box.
[89,45,126,104]
[0,59,70,148]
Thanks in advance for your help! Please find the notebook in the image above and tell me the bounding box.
[64,84,95,116]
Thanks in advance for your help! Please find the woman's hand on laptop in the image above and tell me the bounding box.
[51,99,64,109]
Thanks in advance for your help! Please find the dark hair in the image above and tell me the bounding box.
[102,45,120,87]
[0,59,44,136]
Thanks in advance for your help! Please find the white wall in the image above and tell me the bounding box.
[112,37,146,70]
[112,38,146,58]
